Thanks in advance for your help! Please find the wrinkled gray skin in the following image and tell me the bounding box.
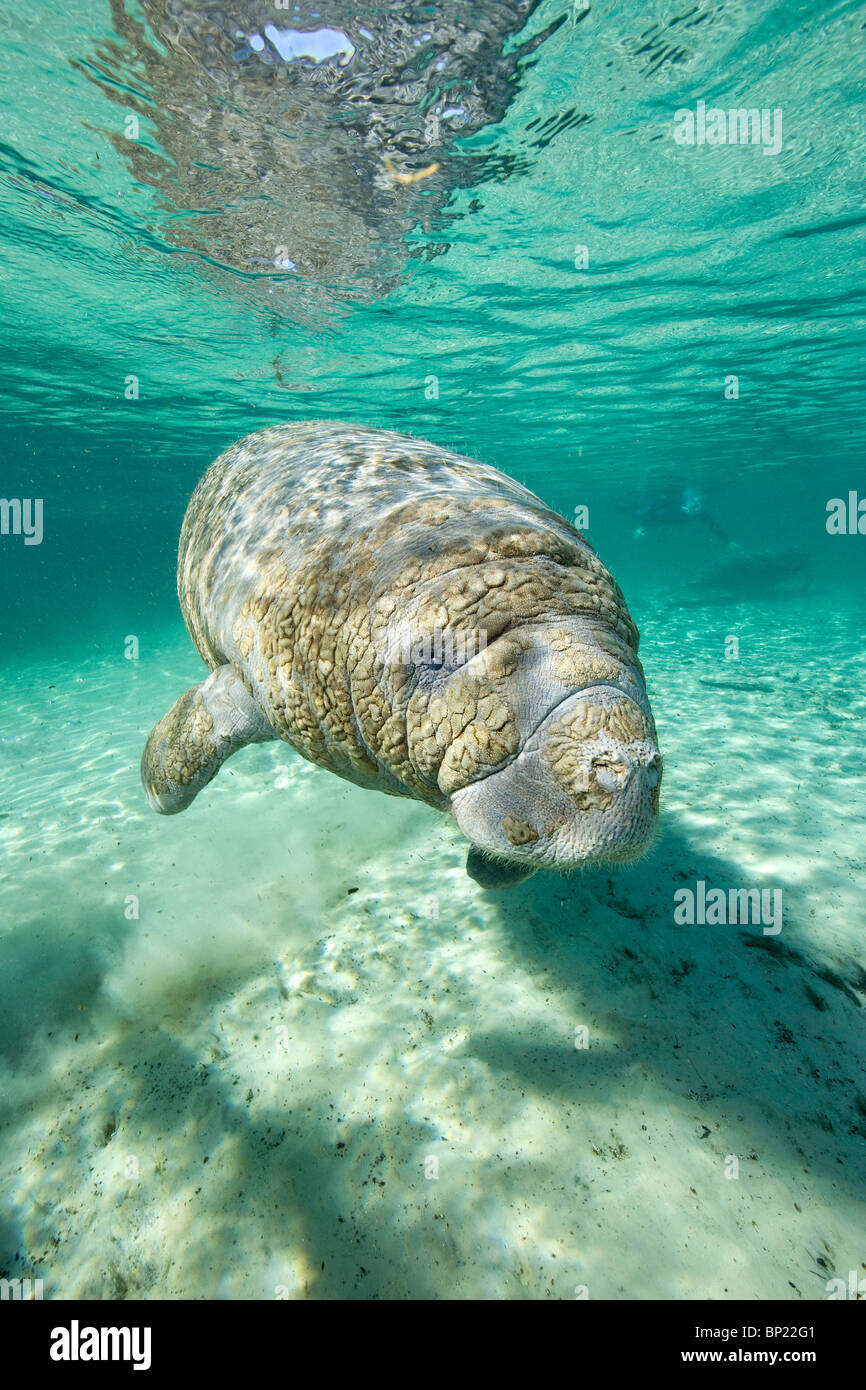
[82,1,558,309]
[142,422,663,886]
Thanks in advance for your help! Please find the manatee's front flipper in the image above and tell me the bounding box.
[465,847,538,889]
[141,665,275,814]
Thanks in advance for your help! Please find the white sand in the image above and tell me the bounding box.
[1,601,864,1300]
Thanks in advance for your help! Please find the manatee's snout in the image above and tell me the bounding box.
[452,687,662,879]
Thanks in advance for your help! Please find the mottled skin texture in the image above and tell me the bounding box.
[142,422,662,885]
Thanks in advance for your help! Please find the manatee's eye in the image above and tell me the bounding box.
[401,637,447,676]
[411,644,447,679]
[404,630,481,676]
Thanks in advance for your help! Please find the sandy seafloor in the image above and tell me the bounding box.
[1,598,864,1301]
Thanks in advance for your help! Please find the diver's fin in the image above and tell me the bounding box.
[141,664,274,814]
[466,847,537,889]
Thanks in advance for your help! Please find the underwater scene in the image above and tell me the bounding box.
[1,0,865,1314]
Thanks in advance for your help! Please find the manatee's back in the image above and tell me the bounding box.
[178,419,545,669]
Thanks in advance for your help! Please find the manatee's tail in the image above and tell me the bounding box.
[141,664,274,814]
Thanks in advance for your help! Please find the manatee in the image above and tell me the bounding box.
[681,545,813,605]
[141,422,662,886]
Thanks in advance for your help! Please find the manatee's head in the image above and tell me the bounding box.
[450,685,662,886]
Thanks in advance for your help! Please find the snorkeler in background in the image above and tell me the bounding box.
[629,488,813,602]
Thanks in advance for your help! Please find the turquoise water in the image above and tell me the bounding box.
[1,0,865,1301]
